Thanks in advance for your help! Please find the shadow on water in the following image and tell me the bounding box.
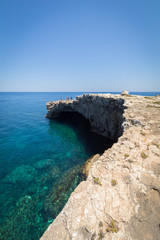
[50,111,116,155]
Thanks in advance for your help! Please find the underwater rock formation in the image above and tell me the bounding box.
[41,94,160,240]
[3,165,37,184]
[43,165,81,220]
[34,159,53,170]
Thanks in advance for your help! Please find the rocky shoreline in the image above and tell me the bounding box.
[41,93,160,240]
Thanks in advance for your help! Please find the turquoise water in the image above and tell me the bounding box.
[0,92,159,240]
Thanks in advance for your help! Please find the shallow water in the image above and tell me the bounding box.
[0,92,111,240]
[0,92,159,240]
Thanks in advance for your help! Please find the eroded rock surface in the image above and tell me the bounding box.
[46,94,125,140]
[41,94,160,240]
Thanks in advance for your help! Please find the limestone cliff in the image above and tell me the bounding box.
[46,94,125,140]
[41,94,160,240]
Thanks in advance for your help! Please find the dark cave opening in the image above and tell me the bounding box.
[54,111,116,155]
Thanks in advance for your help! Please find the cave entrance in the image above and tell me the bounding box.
[54,111,116,155]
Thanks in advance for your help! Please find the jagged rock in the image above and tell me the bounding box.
[41,94,160,240]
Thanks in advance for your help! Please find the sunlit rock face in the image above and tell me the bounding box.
[46,94,125,140]
[43,94,160,240]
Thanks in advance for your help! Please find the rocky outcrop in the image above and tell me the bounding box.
[46,94,125,140]
[80,154,100,180]
[121,90,129,96]
[41,94,160,240]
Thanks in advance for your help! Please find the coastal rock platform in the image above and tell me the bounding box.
[41,94,160,240]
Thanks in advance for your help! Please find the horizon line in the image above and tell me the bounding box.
[0,91,160,93]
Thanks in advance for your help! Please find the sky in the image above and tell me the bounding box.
[0,0,160,92]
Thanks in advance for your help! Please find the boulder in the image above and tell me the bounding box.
[121,90,129,95]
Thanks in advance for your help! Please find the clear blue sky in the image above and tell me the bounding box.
[0,0,160,92]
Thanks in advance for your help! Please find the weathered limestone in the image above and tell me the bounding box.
[46,94,125,140]
[41,94,160,240]
[80,154,100,180]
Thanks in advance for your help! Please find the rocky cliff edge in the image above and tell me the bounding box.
[41,94,160,240]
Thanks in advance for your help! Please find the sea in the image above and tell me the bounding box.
[0,92,159,240]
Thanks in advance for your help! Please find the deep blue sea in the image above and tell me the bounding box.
[0,92,159,240]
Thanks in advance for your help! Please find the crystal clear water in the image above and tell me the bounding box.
[0,92,159,240]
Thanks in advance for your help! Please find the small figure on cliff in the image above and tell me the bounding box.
[71,96,72,100]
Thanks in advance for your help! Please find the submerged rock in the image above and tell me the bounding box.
[3,165,37,184]
[36,165,60,184]
[0,193,46,240]
[43,165,81,219]
[34,159,53,170]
